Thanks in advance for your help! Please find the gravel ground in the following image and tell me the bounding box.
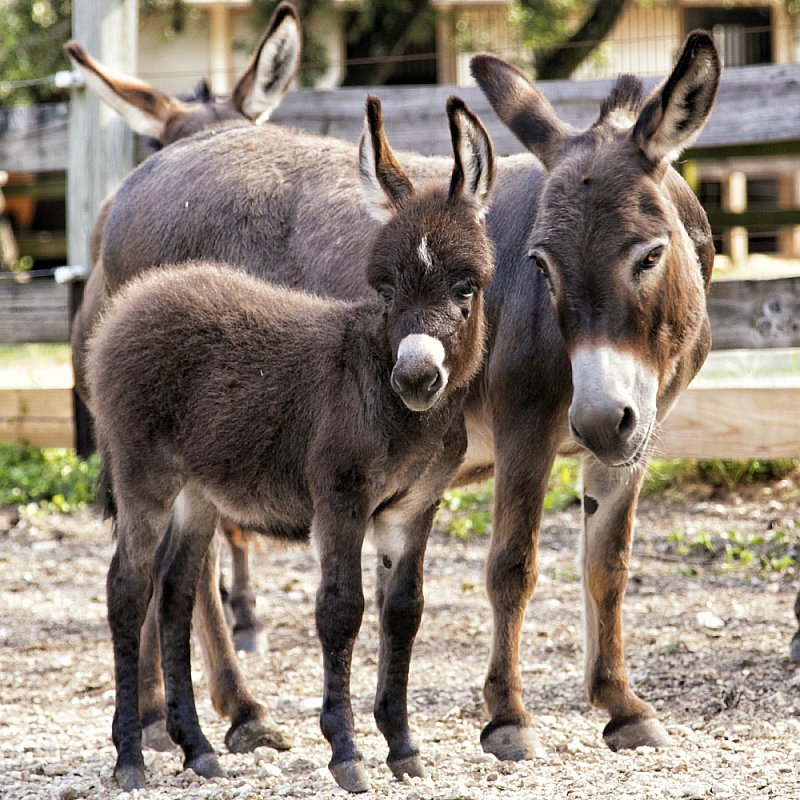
[1,477,799,800]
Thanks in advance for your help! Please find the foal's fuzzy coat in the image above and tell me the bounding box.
[89,96,495,794]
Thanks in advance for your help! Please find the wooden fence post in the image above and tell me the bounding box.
[68,0,138,455]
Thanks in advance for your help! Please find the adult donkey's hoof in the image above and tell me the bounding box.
[387,753,427,781]
[329,759,371,793]
[114,763,146,791]
[480,722,543,761]
[225,718,292,753]
[142,717,177,752]
[790,631,800,662]
[186,751,225,779]
[233,624,268,655]
[603,716,673,752]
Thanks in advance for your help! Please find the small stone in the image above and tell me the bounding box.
[258,763,283,779]
[696,610,725,630]
[680,781,708,798]
[284,756,317,774]
[254,747,277,765]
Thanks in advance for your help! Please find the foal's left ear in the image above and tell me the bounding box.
[632,30,720,166]
[446,96,496,220]
[358,95,414,223]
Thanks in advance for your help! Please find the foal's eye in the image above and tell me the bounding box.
[528,251,554,293]
[378,285,395,305]
[637,245,664,273]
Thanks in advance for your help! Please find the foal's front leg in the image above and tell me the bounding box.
[581,457,672,751]
[313,507,369,793]
[372,503,435,781]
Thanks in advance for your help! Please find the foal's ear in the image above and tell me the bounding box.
[446,97,496,220]
[470,53,571,170]
[358,95,414,223]
[632,30,720,165]
[63,40,181,140]
[231,2,302,123]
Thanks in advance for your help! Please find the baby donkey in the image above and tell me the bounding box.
[88,95,496,794]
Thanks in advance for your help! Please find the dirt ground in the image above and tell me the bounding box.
[1,477,799,800]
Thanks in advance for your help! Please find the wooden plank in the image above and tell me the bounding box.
[0,104,70,173]
[659,385,800,460]
[0,281,70,343]
[0,387,73,448]
[707,276,800,350]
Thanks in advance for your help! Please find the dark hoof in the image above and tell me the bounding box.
[387,753,426,781]
[329,759,370,793]
[791,632,800,662]
[604,716,673,752]
[225,718,292,753]
[233,626,268,655]
[480,723,543,761]
[186,752,225,779]
[114,763,146,791]
[142,717,177,752]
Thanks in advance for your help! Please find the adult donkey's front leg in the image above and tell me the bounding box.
[581,457,672,751]
[480,415,561,761]
[372,504,434,781]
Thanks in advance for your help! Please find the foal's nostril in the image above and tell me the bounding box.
[427,369,443,394]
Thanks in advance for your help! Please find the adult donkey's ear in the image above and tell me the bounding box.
[231,2,302,122]
[358,95,414,223]
[470,54,572,170]
[446,96,496,220]
[632,30,720,166]
[63,41,181,140]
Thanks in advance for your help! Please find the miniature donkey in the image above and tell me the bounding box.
[85,31,721,762]
[67,1,302,659]
[88,95,496,793]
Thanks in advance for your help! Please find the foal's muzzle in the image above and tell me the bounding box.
[391,333,449,412]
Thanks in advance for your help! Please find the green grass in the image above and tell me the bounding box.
[0,343,71,368]
[0,443,99,514]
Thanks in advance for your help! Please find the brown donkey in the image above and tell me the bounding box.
[68,1,302,660]
[88,95,495,793]
[82,32,720,763]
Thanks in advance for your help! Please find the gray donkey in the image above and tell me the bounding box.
[67,1,302,660]
[88,95,495,793]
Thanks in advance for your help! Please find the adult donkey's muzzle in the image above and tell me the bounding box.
[568,345,658,467]
[391,333,449,412]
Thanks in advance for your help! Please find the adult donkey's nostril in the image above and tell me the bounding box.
[427,369,443,394]
[617,406,637,440]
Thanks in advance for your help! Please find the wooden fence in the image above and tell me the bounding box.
[1,64,799,456]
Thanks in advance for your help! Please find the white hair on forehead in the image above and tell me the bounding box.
[417,236,433,271]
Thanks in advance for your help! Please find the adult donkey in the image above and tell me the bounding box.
[68,1,301,657]
[81,32,720,760]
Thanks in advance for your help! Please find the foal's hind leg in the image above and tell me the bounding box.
[372,504,434,782]
[107,506,166,790]
[194,533,291,754]
[581,458,672,751]
[138,598,175,751]
[155,487,223,779]
[220,518,268,654]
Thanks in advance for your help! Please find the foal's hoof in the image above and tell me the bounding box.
[114,763,146,791]
[142,717,177,752]
[233,625,268,655]
[225,718,292,753]
[186,752,225,779]
[480,722,543,761]
[790,632,800,662]
[603,716,673,752]
[388,753,427,781]
[329,759,371,793]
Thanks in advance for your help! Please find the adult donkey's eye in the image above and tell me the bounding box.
[453,281,476,302]
[637,245,664,273]
[528,250,554,294]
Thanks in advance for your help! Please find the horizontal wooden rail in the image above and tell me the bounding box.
[1,383,798,458]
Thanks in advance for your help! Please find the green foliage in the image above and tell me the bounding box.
[0,0,72,105]
[0,444,98,513]
[543,458,580,511]
[438,482,493,540]
[664,526,797,577]
[644,458,799,494]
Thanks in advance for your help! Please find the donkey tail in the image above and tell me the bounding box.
[95,455,118,524]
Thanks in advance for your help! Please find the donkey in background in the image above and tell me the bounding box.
[67,1,302,661]
[89,95,495,793]
[80,31,720,762]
